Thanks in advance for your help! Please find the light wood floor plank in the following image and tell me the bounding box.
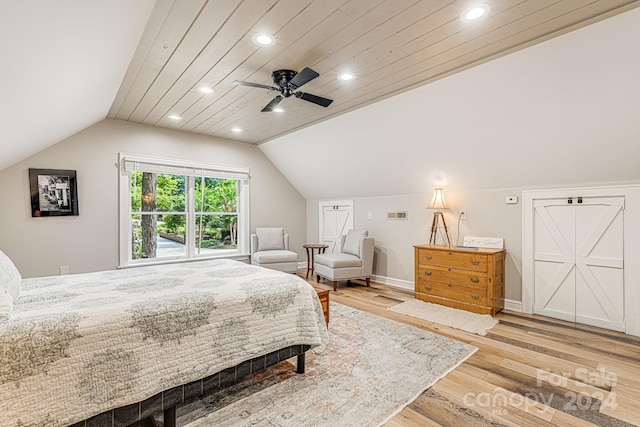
[384,406,444,427]
[302,275,640,426]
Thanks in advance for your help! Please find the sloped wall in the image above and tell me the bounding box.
[0,119,306,278]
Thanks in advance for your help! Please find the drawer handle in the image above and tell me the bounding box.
[425,285,432,291]
[471,294,479,300]
[447,283,452,288]
[470,277,479,283]
[425,255,432,260]
[471,259,480,265]
[424,270,432,276]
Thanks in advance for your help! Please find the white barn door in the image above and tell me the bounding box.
[533,196,625,331]
[319,200,353,254]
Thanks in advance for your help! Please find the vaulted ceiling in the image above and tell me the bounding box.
[109,0,639,143]
[1,0,639,173]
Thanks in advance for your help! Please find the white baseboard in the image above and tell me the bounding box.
[308,268,523,311]
[297,265,414,292]
[370,273,524,312]
[504,299,522,312]
[371,274,414,292]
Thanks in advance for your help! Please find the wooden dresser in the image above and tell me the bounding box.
[414,245,505,315]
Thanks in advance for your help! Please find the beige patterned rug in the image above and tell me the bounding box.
[178,303,476,427]
[389,299,499,336]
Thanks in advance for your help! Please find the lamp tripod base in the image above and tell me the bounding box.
[429,211,451,246]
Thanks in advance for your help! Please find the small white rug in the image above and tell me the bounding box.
[388,299,498,336]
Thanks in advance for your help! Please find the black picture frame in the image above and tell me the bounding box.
[29,168,79,217]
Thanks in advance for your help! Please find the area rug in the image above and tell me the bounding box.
[177,302,477,427]
[388,299,499,336]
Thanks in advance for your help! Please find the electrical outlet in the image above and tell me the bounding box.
[460,209,467,220]
[59,266,69,275]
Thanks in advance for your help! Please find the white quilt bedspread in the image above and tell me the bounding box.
[0,259,328,427]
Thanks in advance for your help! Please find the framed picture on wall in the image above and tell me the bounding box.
[29,168,79,217]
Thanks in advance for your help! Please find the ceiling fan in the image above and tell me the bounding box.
[233,67,333,112]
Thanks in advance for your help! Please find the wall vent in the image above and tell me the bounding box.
[387,211,408,220]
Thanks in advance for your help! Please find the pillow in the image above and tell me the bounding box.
[342,229,368,257]
[256,227,285,251]
[0,249,21,301]
[0,289,12,323]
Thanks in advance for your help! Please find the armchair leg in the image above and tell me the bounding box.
[333,281,337,291]
[316,274,320,283]
[366,277,371,287]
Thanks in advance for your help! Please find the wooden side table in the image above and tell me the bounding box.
[303,244,329,279]
[312,285,330,324]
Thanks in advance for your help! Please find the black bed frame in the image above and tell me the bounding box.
[68,344,310,427]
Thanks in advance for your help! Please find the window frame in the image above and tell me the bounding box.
[118,153,250,268]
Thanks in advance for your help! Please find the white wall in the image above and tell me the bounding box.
[307,187,524,301]
[0,119,306,278]
[0,1,155,170]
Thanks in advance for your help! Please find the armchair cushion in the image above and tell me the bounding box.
[256,227,285,251]
[314,253,362,269]
[251,250,297,265]
[342,229,368,257]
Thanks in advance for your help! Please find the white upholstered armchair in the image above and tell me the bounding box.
[314,229,374,291]
[250,227,299,273]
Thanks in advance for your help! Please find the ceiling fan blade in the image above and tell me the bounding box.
[233,80,278,90]
[288,67,319,90]
[261,95,284,112]
[295,92,333,108]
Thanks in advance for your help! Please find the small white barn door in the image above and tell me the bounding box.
[533,196,624,331]
[319,200,353,253]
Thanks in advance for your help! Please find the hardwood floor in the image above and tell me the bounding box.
[305,277,640,427]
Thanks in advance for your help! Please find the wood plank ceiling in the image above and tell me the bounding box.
[108,0,639,144]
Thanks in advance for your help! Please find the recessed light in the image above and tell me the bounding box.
[231,127,243,133]
[197,86,214,94]
[168,114,182,120]
[252,33,275,47]
[338,72,355,81]
[460,4,490,22]
[273,108,284,113]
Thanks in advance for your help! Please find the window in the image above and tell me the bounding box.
[118,153,250,267]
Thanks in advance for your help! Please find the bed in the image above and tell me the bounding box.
[0,254,328,427]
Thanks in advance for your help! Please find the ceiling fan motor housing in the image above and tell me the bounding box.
[272,69,297,97]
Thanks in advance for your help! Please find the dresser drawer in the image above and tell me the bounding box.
[417,265,488,288]
[416,280,488,306]
[416,248,488,272]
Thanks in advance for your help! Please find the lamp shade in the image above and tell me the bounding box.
[428,188,449,209]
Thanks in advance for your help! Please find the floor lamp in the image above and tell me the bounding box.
[428,188,451,246]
